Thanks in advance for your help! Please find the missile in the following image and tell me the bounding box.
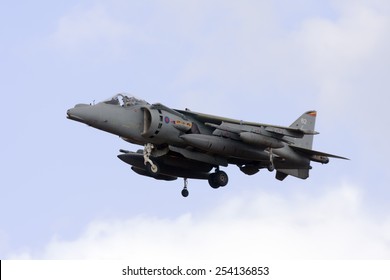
[240,132,284,148]
[180,134,269,161]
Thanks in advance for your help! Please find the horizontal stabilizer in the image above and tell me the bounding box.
[290,145,350,160]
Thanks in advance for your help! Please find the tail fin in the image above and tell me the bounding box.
[275,111,348,182]
[289,111,317,149]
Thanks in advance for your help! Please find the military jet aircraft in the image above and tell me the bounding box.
[67,93,348,197]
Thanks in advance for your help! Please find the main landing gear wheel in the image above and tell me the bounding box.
[208,170,229,189]
[181,178,189,198]
[208,174,220,189]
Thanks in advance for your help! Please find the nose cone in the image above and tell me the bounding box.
[67,104,96,125]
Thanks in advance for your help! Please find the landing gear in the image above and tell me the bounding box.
[208,174,220,189]
[146,161,160,176]
[143,143,159,177]
[268,148,275,172]
[208,170,229,189]
[181,178,189,197]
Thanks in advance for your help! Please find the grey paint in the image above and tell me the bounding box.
[67,94,348,197]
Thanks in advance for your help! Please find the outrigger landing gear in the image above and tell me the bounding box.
[181,178,189,198]
[267,148,275,172]
[143,143,160,176]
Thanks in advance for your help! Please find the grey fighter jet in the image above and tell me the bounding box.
[67,94,348,197]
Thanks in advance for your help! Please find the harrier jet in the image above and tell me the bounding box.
[67,94,348,197]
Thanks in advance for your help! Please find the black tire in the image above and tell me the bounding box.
[215,170,228,187]
[181,189,189,197]
[208,173,220,189]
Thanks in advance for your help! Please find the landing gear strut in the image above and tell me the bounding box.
[268,148,275,172]
[143,143,160,176]
[208,169,229,189]
[181,178,189,197]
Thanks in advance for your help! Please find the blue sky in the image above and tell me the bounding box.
[1,0,389,259]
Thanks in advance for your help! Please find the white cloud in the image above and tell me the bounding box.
[16,182,390,260]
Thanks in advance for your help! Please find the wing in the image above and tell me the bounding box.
[290,145,350,160]
[177,109,319,139]
[177,109,348,176]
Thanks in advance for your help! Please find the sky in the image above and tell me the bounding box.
[1,0,390,259]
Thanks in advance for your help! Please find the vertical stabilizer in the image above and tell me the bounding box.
[289,111,317,149]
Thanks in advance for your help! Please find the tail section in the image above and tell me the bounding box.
[275,111,317,181]
[289,110,317,149]
[275,110,348,181]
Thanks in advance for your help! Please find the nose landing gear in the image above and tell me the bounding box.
[143,143,160,177]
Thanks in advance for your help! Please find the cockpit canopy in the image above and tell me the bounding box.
[102,94,149,107]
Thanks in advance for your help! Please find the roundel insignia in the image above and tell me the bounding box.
[164,116,170,123]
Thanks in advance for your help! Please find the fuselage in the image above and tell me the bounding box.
[67,94,349,197]
[67,95,312,169]
[67,95,188,147]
